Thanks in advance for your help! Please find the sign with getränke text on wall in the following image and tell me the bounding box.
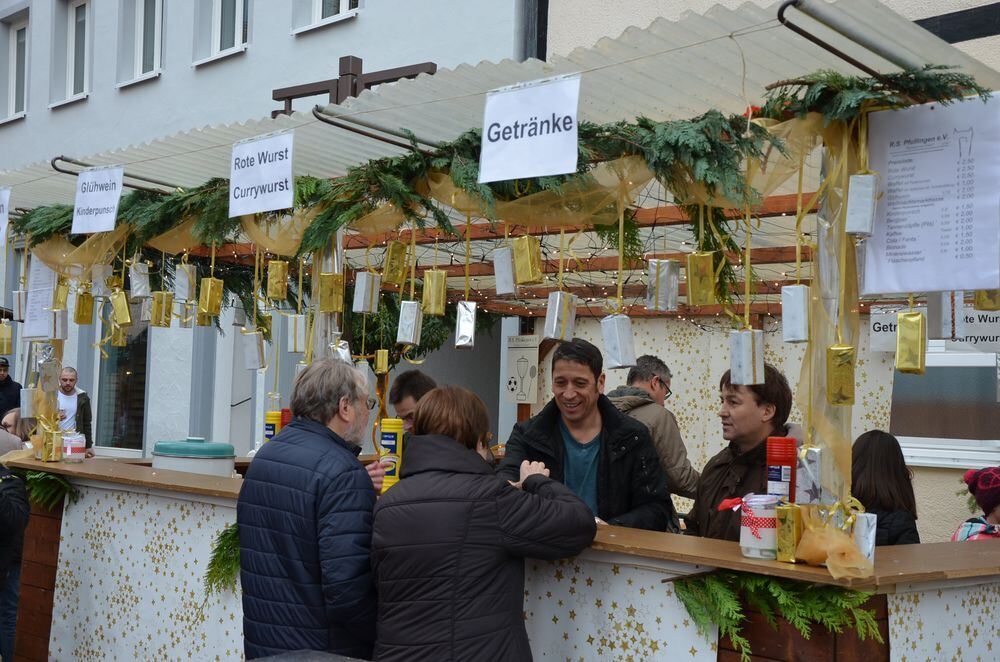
[478,73,581,184]
[229,131,294,217]
[869,307,1000,353]
[71,166,124,234]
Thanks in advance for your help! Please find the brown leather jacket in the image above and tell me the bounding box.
[685,424,802,541]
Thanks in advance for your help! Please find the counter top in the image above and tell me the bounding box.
[10,457,999,591]
[7,457,243,499]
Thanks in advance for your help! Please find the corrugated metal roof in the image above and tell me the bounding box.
[4,0,996,211]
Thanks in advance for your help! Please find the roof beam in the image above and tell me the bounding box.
[342,192,818,249]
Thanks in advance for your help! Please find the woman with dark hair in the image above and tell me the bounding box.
[372,386,597,661]
[852,430,920,546]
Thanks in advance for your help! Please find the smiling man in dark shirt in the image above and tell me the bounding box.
[498,338,676,531]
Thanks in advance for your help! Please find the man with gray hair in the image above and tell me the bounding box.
[607,355,699,499]
[238,359,383,659]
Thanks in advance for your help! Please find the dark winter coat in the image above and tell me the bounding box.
[685,425,802,541]
[237,418,378,660]
[0,467,29,588]
[870,509,921,546]
[76,390,93,448]
[372,434,596,661]
[0,376,22,419]
[497,396,677,532]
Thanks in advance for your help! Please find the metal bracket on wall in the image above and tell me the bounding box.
[50,155,180,195]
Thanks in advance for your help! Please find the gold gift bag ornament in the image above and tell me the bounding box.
[686,251,716,306]
[374,349,390,375]
[73,282,95,326]
[199,276,224,316]
[974,289,1000,311]
[0,322,12,356]
[422,269,448,316]
[267,260,289,301]
[111,322,128,347]
[196,311,214,327]
[110,289,133,327]
[40,429,63,462]
[512,235,544,285]
[825,344,856,405]
[318,273,345,313]
[896,310,926,375]
[381,240,409,286]
[52,278,70,311]
[776,503,803,563]
[150,291,174,328]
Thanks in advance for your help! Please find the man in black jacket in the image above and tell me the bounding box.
[497,338,676,532]
[0,358,21,419]
[0,467,29,662]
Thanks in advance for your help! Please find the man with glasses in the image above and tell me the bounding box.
[238,359,383,659]
[607,355,699,499]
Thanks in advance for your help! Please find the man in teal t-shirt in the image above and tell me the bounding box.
[497,338,676,532]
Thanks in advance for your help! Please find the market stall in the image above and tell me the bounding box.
[3,2,1000,660]
[8,457,999,661]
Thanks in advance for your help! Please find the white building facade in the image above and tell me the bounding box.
[0,0,539,455]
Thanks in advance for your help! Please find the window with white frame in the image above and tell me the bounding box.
[7,20,27,116]
[213,0,248,55]
[136,0,162,77]
[66,0,88,97]
[315,0,359,22]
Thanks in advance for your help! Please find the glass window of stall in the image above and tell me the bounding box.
[95,307,148,454]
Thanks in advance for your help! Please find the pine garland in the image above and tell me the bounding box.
[761,64,988,124]
[674,571,883,662]
[12,470,81,511]
[204,522,241,597]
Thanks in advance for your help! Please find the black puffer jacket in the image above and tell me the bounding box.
[372,434,596,662]
[497,396,677,531]
[0,468,29,588]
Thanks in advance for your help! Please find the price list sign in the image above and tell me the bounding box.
[863,96,1000,295]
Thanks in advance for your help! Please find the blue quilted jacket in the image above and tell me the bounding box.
[237,417,378,659]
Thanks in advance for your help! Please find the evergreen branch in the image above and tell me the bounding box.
[203,522,240,597]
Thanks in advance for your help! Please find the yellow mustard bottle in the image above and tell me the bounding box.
[379,418,404,493]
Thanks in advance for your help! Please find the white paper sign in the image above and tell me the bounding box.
[864,96,1000,295]
[229,131,294,217]
[868,307,1000,353]
[478,73,580,184]
[71,166,124,234]
[0,187,10,241]
[22,258,58,339]
[505,335,540,404]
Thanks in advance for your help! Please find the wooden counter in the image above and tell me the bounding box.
[11,456,999,594]
[8,456,243,499]
[593,525,1000,592]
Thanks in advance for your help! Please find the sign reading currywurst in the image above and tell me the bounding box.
[229,131,294,217]
[478,73,581,184]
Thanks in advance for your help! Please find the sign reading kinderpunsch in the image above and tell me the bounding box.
[229,131,294,217]
[478,73,581,184]
[71,166,124,234]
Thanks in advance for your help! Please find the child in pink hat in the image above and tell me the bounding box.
[952,466,1000,541]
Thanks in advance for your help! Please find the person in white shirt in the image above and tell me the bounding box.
[57,367,94,457]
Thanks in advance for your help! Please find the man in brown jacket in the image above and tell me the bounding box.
[607,355,699,499]
[685,363,796,541]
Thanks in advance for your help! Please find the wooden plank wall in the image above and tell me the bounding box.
[13,500,63,662]
[717,594,890,661]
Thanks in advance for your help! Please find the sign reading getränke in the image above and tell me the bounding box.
[478,73,581,184]
[229,131,294,217]
[71,166,124,234]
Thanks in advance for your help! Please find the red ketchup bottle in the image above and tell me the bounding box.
[766,436,797,500]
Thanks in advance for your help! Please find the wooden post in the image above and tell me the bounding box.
[14,499,64,661]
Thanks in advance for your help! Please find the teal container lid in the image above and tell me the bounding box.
[152,436,236,459]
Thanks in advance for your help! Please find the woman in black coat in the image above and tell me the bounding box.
[372,386,597,661]
[852,430,921,546]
